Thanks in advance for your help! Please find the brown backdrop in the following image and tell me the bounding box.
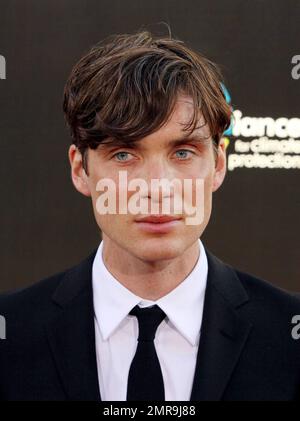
[0,0,299,293]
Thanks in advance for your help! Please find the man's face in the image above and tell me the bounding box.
[69,94,226,262]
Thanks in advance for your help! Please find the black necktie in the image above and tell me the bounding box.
[127,304,166,401]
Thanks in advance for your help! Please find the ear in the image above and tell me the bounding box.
[68,145,91,197]
[212,138,227,192]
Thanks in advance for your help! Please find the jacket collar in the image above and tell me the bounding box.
[190,250,252,400]
[46,249,100,401]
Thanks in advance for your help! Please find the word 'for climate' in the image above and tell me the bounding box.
[0,55,6,79]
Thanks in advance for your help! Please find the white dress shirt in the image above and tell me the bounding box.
[92,238,208,401]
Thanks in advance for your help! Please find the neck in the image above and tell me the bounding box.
[100,236,200,300]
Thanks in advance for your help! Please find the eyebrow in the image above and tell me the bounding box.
[99,133,210,150]
[168,134,211,146]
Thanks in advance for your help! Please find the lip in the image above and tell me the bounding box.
[135,216,182,233]
[135,215,182,223]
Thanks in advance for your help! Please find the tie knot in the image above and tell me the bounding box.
[129,304,166,342]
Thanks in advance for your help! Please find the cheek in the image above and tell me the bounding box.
[93,207,130,237]
[180,163,214,206]
[184,179,212,219]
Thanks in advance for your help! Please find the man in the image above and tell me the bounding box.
[0,30,300,401]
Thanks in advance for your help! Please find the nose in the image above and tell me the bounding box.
[141,157,176,202]
[147,156,172,180]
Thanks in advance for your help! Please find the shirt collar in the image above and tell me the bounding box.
[92,239,208,346]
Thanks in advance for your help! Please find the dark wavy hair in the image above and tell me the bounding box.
[63,29,231,174]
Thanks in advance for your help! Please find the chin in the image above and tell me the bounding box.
[133,239,184,262]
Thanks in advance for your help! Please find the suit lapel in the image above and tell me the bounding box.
[190,249,253,401]
[46,249,101,401]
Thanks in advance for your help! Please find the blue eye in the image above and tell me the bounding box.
[113,151,132,162]
[175,149,194,159]
[112,149,194,162]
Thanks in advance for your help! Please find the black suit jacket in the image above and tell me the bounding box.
[1,247,300,401]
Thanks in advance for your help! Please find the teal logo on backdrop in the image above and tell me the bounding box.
[221,83,233,136]
[220,83,233,151]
